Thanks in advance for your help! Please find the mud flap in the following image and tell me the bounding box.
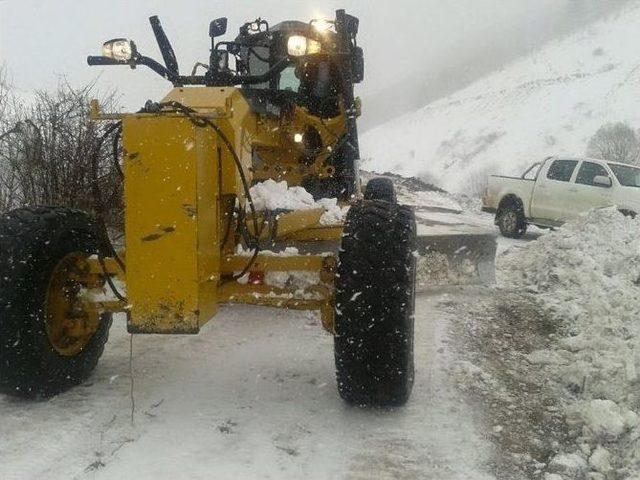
[416,233,497,286]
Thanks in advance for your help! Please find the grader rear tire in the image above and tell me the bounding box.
[0,207,112,398]
[334,200,417,407]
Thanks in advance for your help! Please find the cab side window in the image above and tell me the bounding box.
[575,162,609,186]
[547,160,579,182]
[278,66,301,92]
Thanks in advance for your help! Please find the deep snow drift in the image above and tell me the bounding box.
[498,208,640,479]
[361,2,640,193]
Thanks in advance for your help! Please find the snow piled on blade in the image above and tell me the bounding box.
[248,179,348,225]
[498,207,640,477]
[250,179,317,211]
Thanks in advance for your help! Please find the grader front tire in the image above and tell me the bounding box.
[0,207,112,398]
[334,200,417,407]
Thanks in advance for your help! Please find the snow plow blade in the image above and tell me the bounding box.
[416,233,497,286]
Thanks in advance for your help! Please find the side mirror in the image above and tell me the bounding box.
[210,18,228,38]
[593,175,613,188]
[217,50,229,71]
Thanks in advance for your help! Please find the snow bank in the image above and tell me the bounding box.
[248,179,348,226]
[498,207,640,478]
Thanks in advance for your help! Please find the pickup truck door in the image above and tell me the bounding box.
[530,159,579,223]
[569,160,614,215]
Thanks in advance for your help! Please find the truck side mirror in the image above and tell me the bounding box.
[210,18,228,38]
[593,175,612,188]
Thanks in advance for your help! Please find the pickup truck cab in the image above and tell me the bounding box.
[482,156,640,237]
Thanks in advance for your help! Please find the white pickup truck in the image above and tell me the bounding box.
[482,156,640,237]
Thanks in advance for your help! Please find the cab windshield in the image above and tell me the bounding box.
[608,163,640,187]
[244,46,341,117]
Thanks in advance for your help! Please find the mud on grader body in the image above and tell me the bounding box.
[0,11,468,407]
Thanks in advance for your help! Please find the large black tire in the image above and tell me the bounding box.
[334,200,416,407]
[497,202,527,238]
[363,177,397,203]
[0,207,112,398]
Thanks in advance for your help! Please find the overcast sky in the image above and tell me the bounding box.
[0,0,630,125]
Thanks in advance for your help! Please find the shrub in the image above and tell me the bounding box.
[586,122,640,165]
[0,80,121,226]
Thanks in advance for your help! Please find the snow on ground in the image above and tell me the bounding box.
[445,208,640,479]
[0,294,495,480]
[8,173,640,479]
[497,208,640,479]
[361,1,640,193]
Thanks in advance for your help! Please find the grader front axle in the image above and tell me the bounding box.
[81,245,339,335]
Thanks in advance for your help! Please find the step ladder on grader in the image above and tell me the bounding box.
[0,11,496,406]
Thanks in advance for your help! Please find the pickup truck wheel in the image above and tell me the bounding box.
[497,205,527,238]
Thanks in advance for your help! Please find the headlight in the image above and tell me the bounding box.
[311,19,333,33]
[102,38,134,61]
[287,35,322,57]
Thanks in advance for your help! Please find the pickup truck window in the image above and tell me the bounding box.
[547,160,578,182]
[608,163,640,188]
[576,162,609,186]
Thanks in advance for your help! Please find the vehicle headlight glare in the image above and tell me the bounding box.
[287,35,321,56]
[306,39,322,55]
[311,19,333,33]
[288,36,308,56]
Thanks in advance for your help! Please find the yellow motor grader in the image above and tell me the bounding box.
[0,11,418,406]
[0,10,498,406]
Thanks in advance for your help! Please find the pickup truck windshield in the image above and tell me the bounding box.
[608,163,640,187]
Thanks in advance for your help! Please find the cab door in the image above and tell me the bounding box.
[530,159,579,223]
[570,160,614,215]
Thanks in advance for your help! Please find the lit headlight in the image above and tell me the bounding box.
[102,38,134,61]
[287,35,322,57]
[311,19,333,33]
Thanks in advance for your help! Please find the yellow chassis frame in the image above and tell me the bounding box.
[83,89,350,336]
[80,214,342,335]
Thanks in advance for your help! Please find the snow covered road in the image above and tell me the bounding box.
[1,291,495,480]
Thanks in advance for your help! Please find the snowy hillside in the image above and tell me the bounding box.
[361,2,640,194]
